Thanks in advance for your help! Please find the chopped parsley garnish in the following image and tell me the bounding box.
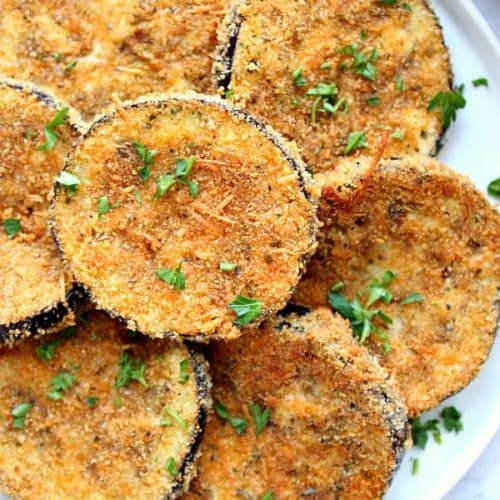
[391,129,404,141]
[338,44,378,81]
[36,338,63,361]
[164,407,189,429]
[402,1,412,11]
[166,457,178,477]
[55,171,81,196]
[175,156,195,184]
[64,60,77,73]
[48,371,76,400]
[178,359,190,384]
[114,351,148,407]
[440,406,463,433]
[262,492,275,500]
[225,87,235,98]
[292,97,301,105]
[3,218,21,237]
[25,128,34,139]
[427,88,466,131]
[292,66,306,87]
[37,107,69,151]
[51,52,63,62]
[344,130,367,155]
[229,295,262,326]
[320,62,331,70]
[189,179,199,197]
[12,402,33,429]
[328,272,398,353]
[133,141,158,182]
[87,396,99,408]
[249,402,271,436]
[472,77,488,88]
[487,178,500,197]
[401,292,423,305]
[306,82,347,126]
[396,75,405,91]
[156,262,186,290]
[215,402,247,435]
[410,416,441,449]
[220,261,237,272]
[153,174,175,201]
[97,196,120,219]
[367,96,380,106]
[412,457,419,475]
[360,29,367,40]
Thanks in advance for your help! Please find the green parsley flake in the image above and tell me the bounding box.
[166,456,178,477]
[472,78,488,88]
[87,396,99,408]
[402,1,412,11]
[412,457,419,476]
[215,402,248,435]
[262,492,275,500]
[391,129,404,141]
[64,60,77,73]
[3,218,21,237]
[188,179,199,198]
[164,407,189,429]
[229,295,262,326]
[12,402,33,429]
[396,75,405,91]
[175,156,195,183]
[401,292,423,305]
[220,261,237,272]
[97,196,120,219]
[114,351,148,407]
[344,130,367,155]
[487,178,500,197]
[367,96,380,106]
[36,338,63,362]
[338,44,378,81]
[410,416,441,449]
[440,406,463,433]
[320,62,331,70]
[427,88,466,131]
[25,128,34,139]
[153,174,175,201]
[178,359,190,384]
[133,141,158,182]
[156,262,186,290]
[249,402,271,436]
[48,371,76,401]
[37,107,69,151]
[55,171,81,196]
[292,66,306,87]
[225,87,235,98]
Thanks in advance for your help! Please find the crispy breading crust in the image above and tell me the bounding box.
[293,155,500,416]
[0,311,211,499]
[185,307,409,499]
[0,0,229,120]
[0,79,84,346]
[50,93,318,341]
[214,0,452,174]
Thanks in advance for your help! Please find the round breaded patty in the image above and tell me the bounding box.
[186,307,409,499]
[0,310,211,499]
[294,156,500,416]
[50,94,318,341]
[0,80,83,344]
[0,0,228,120]
[214,0,451,174]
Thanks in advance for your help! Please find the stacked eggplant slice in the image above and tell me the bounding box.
[0,1,498,499]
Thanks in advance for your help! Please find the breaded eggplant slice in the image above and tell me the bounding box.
[186,307,409,499]
[50,94,318,341]
[0,0,229,120]
[294,156,500,416]
[0,310,211,499]
[214,0,451,174]
[0,80,84,345]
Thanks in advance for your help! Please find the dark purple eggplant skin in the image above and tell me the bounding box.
[212,0,454,157]
[0,79,87,346]
[49,93,318,343]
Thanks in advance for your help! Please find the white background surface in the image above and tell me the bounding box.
[437,2,499,499]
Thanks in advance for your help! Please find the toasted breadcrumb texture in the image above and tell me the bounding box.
[0,0,230,120]
[186,307,409,499]
[0,310,211,499]
[214,0,451,174]
[0,80,82,343]
[294,155,500,416]
[50,94,318,341]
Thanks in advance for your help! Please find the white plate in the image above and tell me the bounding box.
[386,1,500,499]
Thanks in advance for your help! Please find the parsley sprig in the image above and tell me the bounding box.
[114,351,148,407]
[249,402,271,436]
[307,82,347,126]
[37,108,69,151]
[338,44,378,81]
[215,402,248,435]
[229,295,262,326]
[427,87,466,131]
[48,371,76,400]
[55,171,81,196]
[133,141,158,182]
[156,262,186,290]
[344,130,367,155]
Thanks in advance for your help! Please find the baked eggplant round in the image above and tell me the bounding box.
[50,93,318,341]
[0,310,211,499]
[0,0,229,120]
[0,80,84,346]
[186,307,409,498]
[214,0,452,174]
[293,156,500,416]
